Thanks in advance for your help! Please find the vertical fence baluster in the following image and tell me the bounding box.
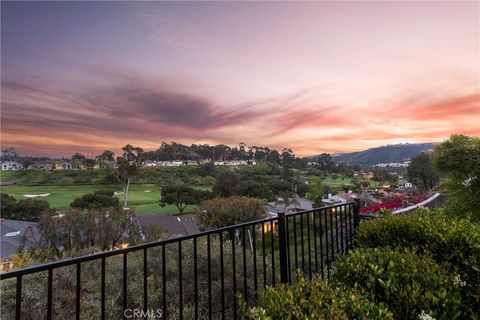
[293,215,298,273]
[101,257,105,320]
[15,275,22,320]
[220,232,225,319]
[313,211,319,274]
[277,212,288,284]
[123,253,128,318]
[286,216,291,282]
[319,210,324,279]
[207,235,212,320]
[324,209,330,279]
[329,209,335,266]
[242,226,248,299]
[334,207,340,254]
[162,245,167,320]
[341,205,346,253]
[47,269,53,320]
[251,225,258,301]
[261,223,266,288]
[143,248,148,315]
[306,213,312,280]
[193,238,198,320]
[76,263,81,320]
[353,198,360,248]
[349,203,354,249]
[300,214,305,273]
[270,220,275,286]
[231,230,237,320]
[179,242,183,320]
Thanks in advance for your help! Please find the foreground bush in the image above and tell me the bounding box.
[332,248,461,320]
[242,275,393,320]
[356,209,480,316]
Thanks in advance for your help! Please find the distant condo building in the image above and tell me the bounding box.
[375,161,410,168]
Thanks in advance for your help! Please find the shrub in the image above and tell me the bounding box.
[200,176,216,186]
[332,248,461,320]
[1,194,54,221]
[242,274,393,320]
[70,190,120,209]
[198,196,265,230]
[356,209,480,316]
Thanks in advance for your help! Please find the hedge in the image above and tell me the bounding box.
[356,208,480,317]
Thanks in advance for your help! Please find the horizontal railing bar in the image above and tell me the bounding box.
[285,202,354,218]
[1,202,352,280]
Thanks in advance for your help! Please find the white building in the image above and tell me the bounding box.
[404,182,414,188]
[321,194,347,206]
[0,161,22,170]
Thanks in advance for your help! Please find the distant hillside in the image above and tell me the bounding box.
[332,143,436,165]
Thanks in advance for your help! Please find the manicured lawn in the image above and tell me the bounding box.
[0,184,208,214]
[323,176,378,188]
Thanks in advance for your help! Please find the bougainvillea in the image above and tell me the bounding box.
[360,194,428,213]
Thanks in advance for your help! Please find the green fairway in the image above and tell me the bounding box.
[0,184,206,214]
[323,176,378,189]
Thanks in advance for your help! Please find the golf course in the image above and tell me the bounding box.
[1,184,209,214]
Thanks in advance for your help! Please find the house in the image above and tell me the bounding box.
[34,162,54,170]
[142,160,156,168]
[264,198,313,217]
[0,161,22,170]
[136,214,200,236]
[321,194,347,206]
[337,192,359,202]
[0,219,40,272]
[53,161,73,170]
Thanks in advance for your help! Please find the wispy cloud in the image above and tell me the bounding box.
[138,11,223,57]
[1,65,479,157]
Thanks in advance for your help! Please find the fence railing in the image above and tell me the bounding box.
[0,200,360,320]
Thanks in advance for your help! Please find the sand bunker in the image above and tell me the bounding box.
[114,191,124,196]
[144,190,153,193]
[23,193,50,198]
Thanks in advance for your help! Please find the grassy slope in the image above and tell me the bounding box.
[0,184,210,214]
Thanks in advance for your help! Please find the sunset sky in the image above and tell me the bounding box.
[1,1,479,157]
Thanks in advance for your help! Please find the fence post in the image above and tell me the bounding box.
[277,211,289,284]
[353,198,360,228]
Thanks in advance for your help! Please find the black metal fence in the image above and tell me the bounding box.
[0,200,360,320]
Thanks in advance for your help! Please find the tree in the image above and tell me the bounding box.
[0,195,54,221]
[159,185,213,214]
[20,157,34,169]
[235,180,265,199]
[70,190,120,210]
[198,196,265,230]
[84,158,96,169]
[266,149,280,164]
[109,145,144,207]
[96,150,115,168]
[1,193,18,217]
[1,147,19,161]
[213,171,239,197]
[433,134,480,220]
[38,207,140,256]
[407,152,439,191]
[71,153,86,168]
[306,177,324,208]
[352,178,369,205]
